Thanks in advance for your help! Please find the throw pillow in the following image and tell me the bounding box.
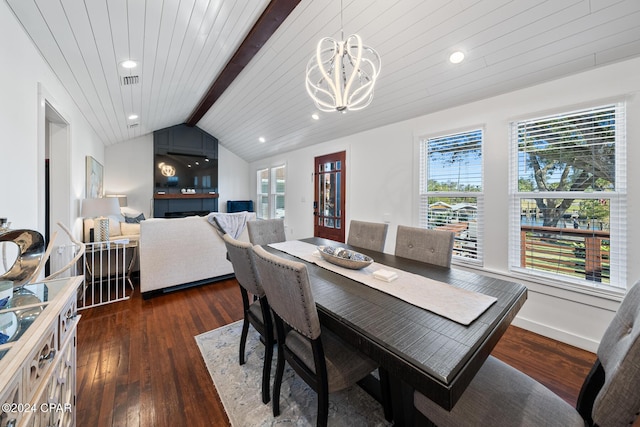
[120,222,140,236]
[107,216,122,237]
[124,213,145,224]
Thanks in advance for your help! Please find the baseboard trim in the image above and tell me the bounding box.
[141,273,236,299]
[512,316,599,353]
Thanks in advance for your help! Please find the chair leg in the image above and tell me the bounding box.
[272,345,285,417]
[317,389,329,427]
[261,334,273,404]
[239,316,250,365]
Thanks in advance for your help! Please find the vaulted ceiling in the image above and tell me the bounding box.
[7,0,640,162]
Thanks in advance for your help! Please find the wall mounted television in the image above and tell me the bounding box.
[154,152,218,191]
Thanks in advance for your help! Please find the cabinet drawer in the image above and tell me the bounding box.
[22,324,57,404]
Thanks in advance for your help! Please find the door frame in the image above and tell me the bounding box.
[37,85,72,257]
[313,150,346,242]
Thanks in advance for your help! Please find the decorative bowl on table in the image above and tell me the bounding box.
[317,246,373,270]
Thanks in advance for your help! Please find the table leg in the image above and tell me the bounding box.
[125,245,137,290]
[388,376,415,427]
[379,367,393,421]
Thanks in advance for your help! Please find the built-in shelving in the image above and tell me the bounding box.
[153,124,219,217]
[154,193,219,200]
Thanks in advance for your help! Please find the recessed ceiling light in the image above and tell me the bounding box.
[128,114,138,120]
[259,137,266,143]
[121,60,137,69]
[449,51,465,64]
[311,113,320,120]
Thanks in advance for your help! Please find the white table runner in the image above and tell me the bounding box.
[268,240,497,326]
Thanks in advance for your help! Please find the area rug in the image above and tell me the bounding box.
[195,321,391,426]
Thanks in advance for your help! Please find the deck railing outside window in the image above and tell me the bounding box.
[520,225,610,283]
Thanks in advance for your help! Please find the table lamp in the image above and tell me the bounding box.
[81,197,120,242]
[106,194,128,207]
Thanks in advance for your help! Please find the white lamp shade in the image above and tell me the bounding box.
[106,194,128,207]
[81,197,120,218]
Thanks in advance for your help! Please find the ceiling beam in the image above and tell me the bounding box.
[186,0,301,126]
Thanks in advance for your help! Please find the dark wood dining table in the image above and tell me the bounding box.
[265,237,527,426]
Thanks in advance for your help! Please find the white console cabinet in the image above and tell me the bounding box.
[0,276,83,427]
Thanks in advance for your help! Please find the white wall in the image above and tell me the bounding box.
[218,144,251,211]
[0,2,104,239]
[104,134,153,217]
[249,57,640,352]
[104,135,251,216]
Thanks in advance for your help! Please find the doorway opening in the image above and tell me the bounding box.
[44,102,70,276]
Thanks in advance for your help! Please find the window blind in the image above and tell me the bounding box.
[257,165,286,219]
[419,129,483,264]
[256,168,269,219]
[508,103,626,290]
[271,165,286,219]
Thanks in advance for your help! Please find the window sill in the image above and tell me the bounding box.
[452,262,624,309]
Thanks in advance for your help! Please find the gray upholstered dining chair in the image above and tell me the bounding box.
[394,225,455,267]
[247,219,286,246]
[347,220,388,252]
[414,280,640,427]
[251,245,380,427]
[222,234,274,404]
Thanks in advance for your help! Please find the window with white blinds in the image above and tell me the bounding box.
[256,168,269,219]
[256,165,286,219]
[508,103,626,289]
[272,165,286,219]
[419,129,483,264]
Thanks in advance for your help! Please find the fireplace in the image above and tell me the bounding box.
[164,210,210,218]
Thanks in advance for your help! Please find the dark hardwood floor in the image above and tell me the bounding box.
[77,278,599,427]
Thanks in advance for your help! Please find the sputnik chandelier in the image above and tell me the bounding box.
[305,1,381,112]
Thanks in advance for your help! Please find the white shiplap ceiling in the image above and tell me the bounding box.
[7,0,640,163]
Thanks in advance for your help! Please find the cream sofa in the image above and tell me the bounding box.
[139,212,255,296]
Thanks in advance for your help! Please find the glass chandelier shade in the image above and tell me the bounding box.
[305,33,381,112]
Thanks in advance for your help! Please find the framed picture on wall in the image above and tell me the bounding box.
[86,155,103,198]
